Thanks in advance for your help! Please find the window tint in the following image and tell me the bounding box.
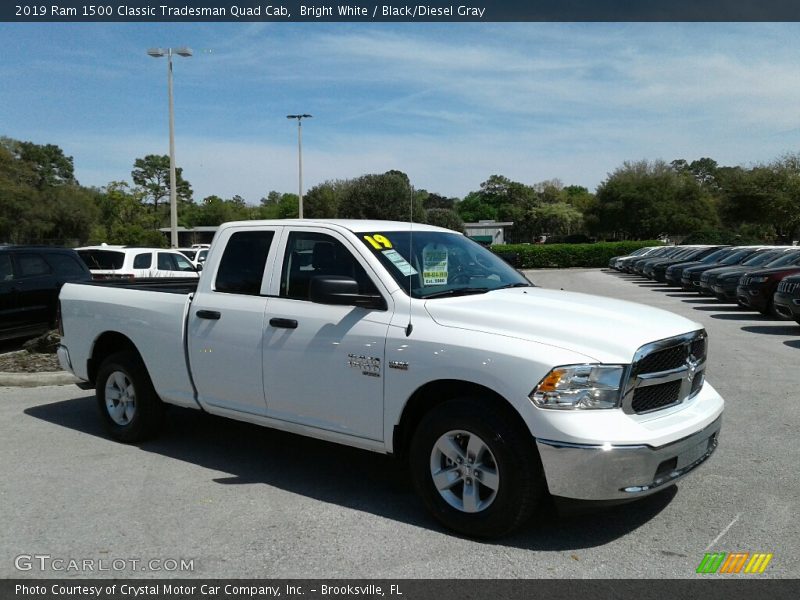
[281,231,378,301]
[173,254,195,272]
[0,254,13,281]
[215,231,275,295]
[78,250,125,270]
[133,253,152,269]
[45,253,87,276]
[157,253,176,271]
[18,254,51,277]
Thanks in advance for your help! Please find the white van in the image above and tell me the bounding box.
[76,247,200,281]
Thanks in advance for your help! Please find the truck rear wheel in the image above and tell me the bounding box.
[96,351,164,443]
[409,398,544,537]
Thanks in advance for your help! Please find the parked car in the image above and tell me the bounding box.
[608,246,659,270]
[0,245,91,341]
[661,246,735,286]
[647,246,723,281]
[58,219,724,538]
[629,246,686,274]
[702,248,798,299]
[736,251,800,315]
[77,247,200,280]
[677,247,762,290]
[773,274,800,324]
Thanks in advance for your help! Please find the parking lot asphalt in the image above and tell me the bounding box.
[1,268,798,579]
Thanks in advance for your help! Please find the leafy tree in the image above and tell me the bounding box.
[456,192,497,222]
[0,137,76,189]
[304,182,341,218]
[425,208,464,233]
[421,191,456,210]
[131,154,193,218]
[588,160,718,239]
[338,171,425,222]
[720,155,800,242]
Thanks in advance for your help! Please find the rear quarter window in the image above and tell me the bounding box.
[44,253,88,276]
[17,254,51,277]
[133,253,152,269]
[78,250,125,270]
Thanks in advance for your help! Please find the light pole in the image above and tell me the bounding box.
[286,114,312,218]
[148,46,192,248]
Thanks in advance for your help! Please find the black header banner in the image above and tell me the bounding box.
[4,0,800,22]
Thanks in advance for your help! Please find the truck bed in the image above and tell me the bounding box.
[58,281,197,408]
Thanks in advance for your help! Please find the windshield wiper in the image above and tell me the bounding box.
[419,287,491,299]
[493,282,534,290]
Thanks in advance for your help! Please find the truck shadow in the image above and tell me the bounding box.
[25,395,675,550]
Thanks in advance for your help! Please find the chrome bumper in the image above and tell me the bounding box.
[56,344,72,373]
[536,416,721,501]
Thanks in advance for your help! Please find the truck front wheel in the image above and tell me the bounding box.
[409,398,544,537]
[96,351,164,443]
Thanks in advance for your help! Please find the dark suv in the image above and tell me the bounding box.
[0,246,91,341]
[736,251,800,315]
[773,274,800,324]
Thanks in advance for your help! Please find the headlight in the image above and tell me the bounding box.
[749,276,769,283]
[530,364,626,410]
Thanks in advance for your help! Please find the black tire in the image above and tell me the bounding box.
[409,398,545,538]
[96,351,164,443]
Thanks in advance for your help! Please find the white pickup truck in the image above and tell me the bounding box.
[57,219,723,537]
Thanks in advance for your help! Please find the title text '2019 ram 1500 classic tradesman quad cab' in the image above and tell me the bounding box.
[57,220,724,537]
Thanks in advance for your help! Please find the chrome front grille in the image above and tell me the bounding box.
[740,276,752,285]
[622,330,708,415]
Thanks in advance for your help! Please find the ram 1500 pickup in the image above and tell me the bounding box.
[57,220,723,537]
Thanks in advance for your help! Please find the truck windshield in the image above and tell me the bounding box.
[358,230,531,299]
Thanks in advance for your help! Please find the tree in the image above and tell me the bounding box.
[720,155,800,242]
[131,154,193,218]
[426,208,464,233]
[588,160,718,239]
[338,171,426,222]
[0,137,76,189]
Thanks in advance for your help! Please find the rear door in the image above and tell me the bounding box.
[187,227,281,415]
[0,254,20,334]
[12,252,55,328]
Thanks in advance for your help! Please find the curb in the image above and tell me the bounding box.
[0,371,80,388]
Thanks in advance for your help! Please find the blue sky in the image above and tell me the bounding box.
[2,22,800,203]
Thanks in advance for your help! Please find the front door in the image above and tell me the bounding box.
[262,229,391,441]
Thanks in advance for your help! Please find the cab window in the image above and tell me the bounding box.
[280,231,378,301]
[215,231,275,295]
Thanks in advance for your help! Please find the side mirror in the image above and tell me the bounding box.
[309,276,386,310]
[196,263,203,272]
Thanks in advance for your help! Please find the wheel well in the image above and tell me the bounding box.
[87,332,140,385]
[392,379,529,460]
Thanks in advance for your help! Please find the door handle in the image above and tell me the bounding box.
[196,309,221,320]
[269,317,298,329]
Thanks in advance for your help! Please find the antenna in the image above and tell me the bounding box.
[405,184,414,337]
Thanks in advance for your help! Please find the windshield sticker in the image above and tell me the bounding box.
[422,244,448,286]
[382,249,418,276]
[364,234,393,250]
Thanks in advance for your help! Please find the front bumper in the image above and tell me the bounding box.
[773,292,800,320]
[536,416,722,501]
[712,283,738,301]
[736,284,768,309]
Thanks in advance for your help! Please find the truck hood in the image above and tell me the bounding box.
[424,288,701,364]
